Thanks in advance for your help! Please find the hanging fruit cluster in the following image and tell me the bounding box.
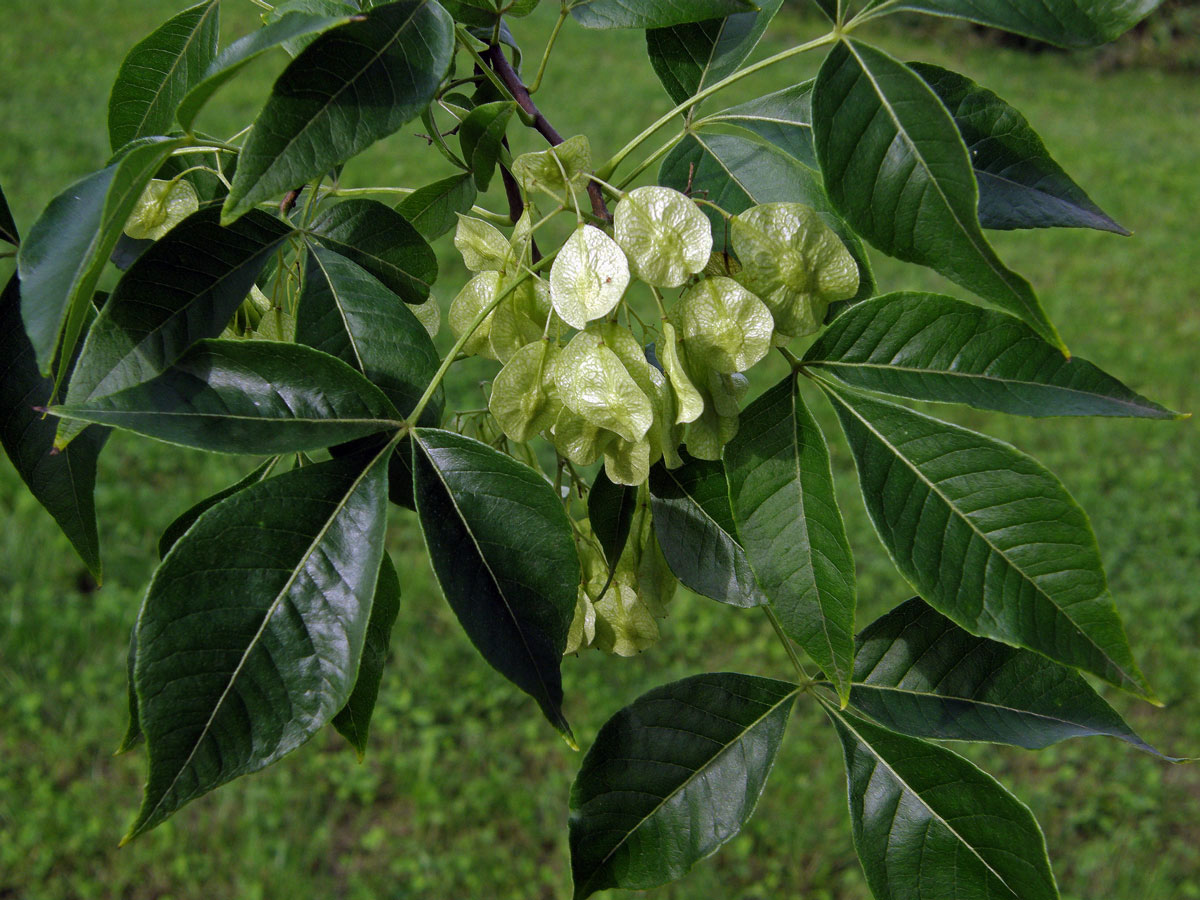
[452,137,861,488]
[442,137,861,655]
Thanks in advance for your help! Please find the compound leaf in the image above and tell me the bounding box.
[52,339,402,454]
[308,199,438,304]
[588,467,637,582]
[296,246,442,421]
[889,0,1164,48]
[459,101,517,191]
[645,0,783,107]
[910,61,1127,233]
[844,598,1172,756]
[107,0,220,150]
[571,0,756,30]
[18,137,188,376]
[648,453,765,607]
[396,173,478,241]
[0,276,107,578]
[61,205,295,442]
[827,703,1060,900]
[0,182,17,246]
[333,552,401,758]
[177,11,357,132]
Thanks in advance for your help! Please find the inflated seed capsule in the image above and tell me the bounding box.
[453,214,515,273]
[549,223,630,329]
[673,276,773,374]
[553,330,653,444]
[448,271,502,359]
[730,202,859,339]
[489,340,562,443]
[489,275,558,363]
[613,185,712,288]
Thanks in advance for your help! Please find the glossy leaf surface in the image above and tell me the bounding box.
[63,206,295,430]
[53,340,402,454]
[412,428,579,737]
[459,101,517,191]
[828,704,1060,900]
[588,467,637,581]
[645,0,782,106]
[892,0,1163,48]
[296,246,441,420]
[845,598,1168,755]
[157,457,279,558]
[17,137,187,375]
[396,174,478,241]
[0,182,17,246]
[127,447,389,837]
[805,292,1178,418]
[0,276,107,577]
[570,673,796,898]
[107,0,219,150]
[824,384,1152,698]
[177,11,356,132]
[223,0,454,220]
[813,40,1060,347]
[726,375,855,699]
[648,453,765,607]
[333,552,401,757]
[309,199,438,304]
[911,62,1127,233]
[659,130,875,303]
[702,81,816,167]
[571,0,755,30]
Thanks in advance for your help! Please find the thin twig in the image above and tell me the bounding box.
[482,43,612,222]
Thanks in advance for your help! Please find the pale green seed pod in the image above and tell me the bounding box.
[613,185,712,288]
[554,330,653,444]
[125,178,199,240]
[454,214,514,273]
[604,436,651,486]
[511,134,592,202]
[673,276,773,374]
[549,224,630,329]
[411,296,440,339]
[489,340,562,443]
[449,271,501,359]
[730,202,859,339]
[658,322,704,425]
[489,276,557,363]
[550,405,616,466]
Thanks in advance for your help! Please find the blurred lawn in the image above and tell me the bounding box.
[1,3,1198,899]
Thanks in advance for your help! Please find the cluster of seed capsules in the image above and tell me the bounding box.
[447,141,861,653]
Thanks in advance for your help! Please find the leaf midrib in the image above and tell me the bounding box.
[841,40,1034,318]
[124,0,219,143]
[136,441,389,833]
[250,1,427,191]
[828,705,1023,897]
[823,384,1137,689]
[809,359,1156,413]
[581,685,798,894]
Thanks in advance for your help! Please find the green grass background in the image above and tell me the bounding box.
[1,2,1198,898]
